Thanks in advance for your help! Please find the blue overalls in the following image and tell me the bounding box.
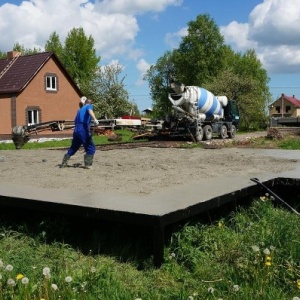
[67,104,96,156]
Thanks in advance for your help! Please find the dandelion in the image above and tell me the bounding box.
[42,267,50,276]
[16,273,24,280]
[263,248,270,255]
[251,245,260,252]
[270,245,275,251]
[265,255,272,267]
[51,283,58,291]
[188,296,194,300]
[21,277,29,285]
[43,267,51,279]
[218,221,223,228]
[169,252,176,260]
[5,264,13,272]
[208,287,214,293]
[65,276,72,283]
[135,298,142,300]
[260,196,266,201]
[7,278,16,286]
[90,267,96,273]
[297,279,300,289]
[233,284,240,292]
[293,297,300,300]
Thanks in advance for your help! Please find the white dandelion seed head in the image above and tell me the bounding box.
[7,278,16,286]
[51,283,58,291]
[292,297,300,300]
[171,252,176,258]
[65,276,72,283]
[251,245,260,252]
[208,287,214,293]
[270,245,275,251]
[233,284,240,291]
[21,277,29,285]
[263,248,270,255]
[90,267,96,273]
[188,296,194,300]
[43,267,51,276]
[5,264,13,272]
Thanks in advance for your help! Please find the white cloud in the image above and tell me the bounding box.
[220,0,300,74]
[94,0,183,15]
[0,0,180,61]
[165,27,187,49]
[135,58,151,86]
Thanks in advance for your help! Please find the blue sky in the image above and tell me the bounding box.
[0,0,299,111]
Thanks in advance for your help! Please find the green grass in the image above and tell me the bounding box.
[0,129,143,150]
[1,198,300,299]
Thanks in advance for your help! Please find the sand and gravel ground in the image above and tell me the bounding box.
[0,131,298,196]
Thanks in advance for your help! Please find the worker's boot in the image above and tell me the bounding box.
[60,154,70,168]
[84,154,94,169]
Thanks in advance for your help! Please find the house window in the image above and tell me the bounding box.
[45,73,58,92]
[27,109,39,125]
[286,106,291,113]
[275,106,280,113]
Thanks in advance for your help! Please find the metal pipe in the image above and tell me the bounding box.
[250,177,300,216]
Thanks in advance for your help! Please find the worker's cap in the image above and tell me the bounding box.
[80,96,87,104]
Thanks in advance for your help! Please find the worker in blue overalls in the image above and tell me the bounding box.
[60,96,99,169]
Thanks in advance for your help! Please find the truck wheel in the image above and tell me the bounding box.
[195,127,203,142]
[203,125,212,140]
[228,125,236,139]
[219,124,227,139]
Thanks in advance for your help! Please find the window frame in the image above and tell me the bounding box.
[26,107,41,126]
[45,73,58,92]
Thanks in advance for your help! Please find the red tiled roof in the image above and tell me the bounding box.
[0,52,82,95]
[283,94,300,108]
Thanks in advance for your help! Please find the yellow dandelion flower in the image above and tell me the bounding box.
[218,221,223,228]
[297,280,300,289]
[265,261,271,267]
[266,256,272,261]
[16,274,24,280]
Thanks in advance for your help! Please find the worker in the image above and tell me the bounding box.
[60,97,99,169]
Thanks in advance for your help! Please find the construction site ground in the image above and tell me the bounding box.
[0,130,299,265]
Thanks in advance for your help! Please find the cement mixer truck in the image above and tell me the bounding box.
[143,83,240,142]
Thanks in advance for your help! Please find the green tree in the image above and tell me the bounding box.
[90,64,136,118]
[173,14,226,85]
[0,50,6,59]
[13,42,41,55]
[45,31,63,60]
[204,49,271,130]
[144,51,175,117]
[62,27,100,95]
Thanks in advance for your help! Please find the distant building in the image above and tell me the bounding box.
[142,108,153,114]
[269,94,300,127]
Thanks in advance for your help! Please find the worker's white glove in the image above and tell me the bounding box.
[93,119,99,126]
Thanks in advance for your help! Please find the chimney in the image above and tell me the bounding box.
[293,95,295,98]
[7,51,21,60]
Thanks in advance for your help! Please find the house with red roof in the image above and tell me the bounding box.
[0,51,83,137]
[269,93,300,118]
